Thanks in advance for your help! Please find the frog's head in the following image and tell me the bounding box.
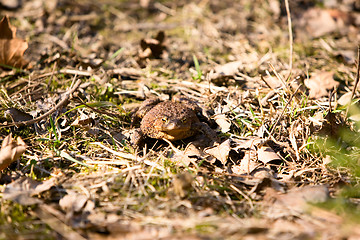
[154,116,193,140]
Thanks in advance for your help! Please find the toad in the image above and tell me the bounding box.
[131,98,218,146]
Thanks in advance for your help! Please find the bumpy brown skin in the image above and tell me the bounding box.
[140,100,200,141]
[131,99,218,146]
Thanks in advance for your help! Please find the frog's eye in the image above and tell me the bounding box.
[161,117,168,122]
[181,118,187,123]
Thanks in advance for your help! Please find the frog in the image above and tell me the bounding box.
[130,97,218,146]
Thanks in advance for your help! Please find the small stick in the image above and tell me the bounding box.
[345,46,360,117]
[284,0,293,75]
[1,78,82,128]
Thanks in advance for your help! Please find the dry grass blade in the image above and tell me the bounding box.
[268,84,301,136]
[284,0,293,74]
[346,45,360,117]
[91,142,142,161]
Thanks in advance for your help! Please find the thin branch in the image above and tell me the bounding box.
[1,78,82,128]
[284,0,293,75]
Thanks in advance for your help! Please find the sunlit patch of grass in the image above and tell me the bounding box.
[315,125,360,178]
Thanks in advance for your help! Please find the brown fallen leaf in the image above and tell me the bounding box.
[231,152,259,175]
[299,8,352,39]
[264,185,330,218]
[208,60,243,82]
[213,114,231,133]
[4,107,33,126]
[3,177,57,205]
[304,71,339,99]
[0,16,28,69]
[0,134,27,171]
[59,192,90,213]
[0,0,21,10]
[139,31,167,59]
[257,145,281,165]
[71,114,95,131]
[204,139,231,165]
[337,92,353,106]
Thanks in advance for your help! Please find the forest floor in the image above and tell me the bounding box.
[1,0,360,239]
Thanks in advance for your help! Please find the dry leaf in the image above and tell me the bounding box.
[139,31,166,59]
[4,107,33,125]
[337,92,353,106]
[308,111,325,128]
[302,8,338,38]
[214,114,231,133]
[304,71,339,99]
[265,185,329,218]
[231,152,259,175]
[169,142,202,167]
[0,0,21,9]
[71,115,95,131]
[171,151,194,167]
[257,146,281,164]
[3,177,56,205]
[232,136,263,150]
[204,139,231,165]
[0,16,28,69]
[59,192,89,213]
[208,60,243,81]
[261,75,282,89]
[300,8,352,39]
[0,134,27,171]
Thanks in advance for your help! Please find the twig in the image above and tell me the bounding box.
[345,46,360,117]
[1,78,82,128]
[284,0,293,74]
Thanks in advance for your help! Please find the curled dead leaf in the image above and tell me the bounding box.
[337,92,353,106]
[208,60,243,81]
[59,192,89,213]
[0,134,27,171]
[264,185,329,218]
[4,107,33,126]
[214,114,231,133]
[0,16,28,69]
[304,71,339,99]
[139,31,167,59]
[204,139,231,165]
[2,177,56,206]
[257,145,281,164]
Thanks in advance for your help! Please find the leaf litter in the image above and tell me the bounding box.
[0,15,28,69]
[1,0,360,239]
